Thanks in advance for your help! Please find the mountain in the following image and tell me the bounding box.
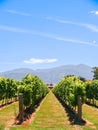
[0,64,93,83]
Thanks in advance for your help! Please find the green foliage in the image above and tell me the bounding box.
[18,74,49,108]
[0,74,49,108]
[6,78,18,99]
[53,75,98,108]
[0,77,18,105]
[93,67,98,80]
[86,80,98,101]
[53,76,85,107]
[0,77,6,101]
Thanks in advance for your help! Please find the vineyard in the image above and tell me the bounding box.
[53,75,98,108]
[0,74,98,129]
[0,74,49,123]
[0,77,18,106]
[0,74,49,107]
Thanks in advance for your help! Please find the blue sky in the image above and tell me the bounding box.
[0,0,98,72]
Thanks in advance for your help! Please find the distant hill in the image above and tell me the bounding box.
[0,64,93,83]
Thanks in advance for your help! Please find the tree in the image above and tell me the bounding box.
[93,67,98,80]
[79,76,86,82]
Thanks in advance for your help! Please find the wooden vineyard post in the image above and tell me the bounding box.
[78,96,82,121]
[19,93,24,122]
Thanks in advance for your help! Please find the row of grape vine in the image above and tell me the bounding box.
[52,75,98,110]
[0,74,49,109]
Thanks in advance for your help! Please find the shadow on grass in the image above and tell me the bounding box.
[86,101,98,109]
[57,97,86,126]
[15,97,45,125]
[0,101,16,109]
[15,104,39,125]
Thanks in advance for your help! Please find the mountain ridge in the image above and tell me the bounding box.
[0,64,93,83]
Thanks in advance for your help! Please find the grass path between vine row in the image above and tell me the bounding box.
[1,91,98,130]
[31,91,72,130]
[10,91,89,130]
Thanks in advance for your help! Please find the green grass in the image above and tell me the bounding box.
[82,104,98,130]
[1,92,98,130]
[30,91,73,130]
[12,91,82,130]
[0,102,18,130]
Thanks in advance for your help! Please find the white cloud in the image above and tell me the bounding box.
[45,17,98,33]
[90,10,98,15]
[92,40,96,44]
[0,25,30,33]
[82,23,98,32]
[4,10,98,32]
[5,9,31,16]
[0,24,98,47]
[4,9,98,33]
[24,58,58,64]
[54,36,98,47]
